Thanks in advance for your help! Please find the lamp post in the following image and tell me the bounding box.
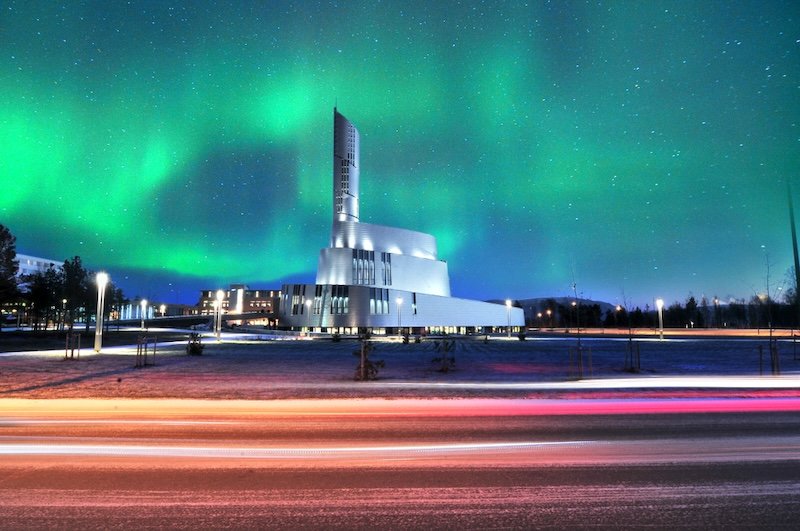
[656,298,664,340]
[305,299,313,332]
[212,299,219,335]
[93,272,109,352]
[215,289,224,340]
[396,297,403,335]
[546,308,552,330]
[505,299,512,338]
[571,300,577,331]
[140,299,147,331]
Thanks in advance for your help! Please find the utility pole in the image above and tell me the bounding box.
[787,182,800,330]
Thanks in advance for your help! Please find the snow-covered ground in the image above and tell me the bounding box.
[1,332,799,399]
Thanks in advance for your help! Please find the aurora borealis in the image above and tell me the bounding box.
[2,1,799,306]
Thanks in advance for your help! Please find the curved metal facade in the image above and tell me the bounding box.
[316,248,451,297]
[329,221,438,259]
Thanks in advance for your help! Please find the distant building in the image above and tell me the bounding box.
[1,254,61,324]
[279,108,524,334]
[16,253,61,278]
[196,284,281,326]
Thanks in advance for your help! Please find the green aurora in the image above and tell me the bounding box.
[1,1,798,306]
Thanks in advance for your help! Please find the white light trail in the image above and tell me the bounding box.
[0,440,595,458]
[382,376,800,390]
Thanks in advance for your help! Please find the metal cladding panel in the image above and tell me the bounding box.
[329,221,438,259]
[405,292,524,327]
[316,248,450,297]
[390,254,450,297]
[315,248,352,285]
[279,284,523,328]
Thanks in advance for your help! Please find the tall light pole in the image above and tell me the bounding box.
[656,298,664,340]
[212,299,219,336]
[506,299,512,338]
[140,299,147,331]
[305,299,313,332]
[396,297,403,335]
[93,272,109,352]
[216,289,224,340]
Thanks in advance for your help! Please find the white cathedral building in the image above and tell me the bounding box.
[279,108,524,334]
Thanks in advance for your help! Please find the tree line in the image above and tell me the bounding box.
[523,290,800,331]
[0,224,127,331]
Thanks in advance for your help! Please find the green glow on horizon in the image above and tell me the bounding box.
[1,1,798,304]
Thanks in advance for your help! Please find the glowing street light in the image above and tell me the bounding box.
[656,298,665,340]
[93,272,109,352]
[140,299,148,331]
[506,299,512,338]
[305,299,313,331]
[159,304,166,317]
[396,297,403,335]
[215,289,224,340]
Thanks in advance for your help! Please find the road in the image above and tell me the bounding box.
[1,398,799,529]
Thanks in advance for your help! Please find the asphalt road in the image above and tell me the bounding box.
[1,398,799,529]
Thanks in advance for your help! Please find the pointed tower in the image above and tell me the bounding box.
[332,108,360,223]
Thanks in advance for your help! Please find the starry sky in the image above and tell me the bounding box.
[2,1,799,307]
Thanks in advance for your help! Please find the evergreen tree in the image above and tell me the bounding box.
[0,225,20,329]
[62,256,90,330]
[24,265,62,331]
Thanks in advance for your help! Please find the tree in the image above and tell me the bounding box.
[24,265,62,331]
[0,224,20,329]
[62,256,90,330]
[686,295,701,328]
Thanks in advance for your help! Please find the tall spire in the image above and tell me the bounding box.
[332,109,360,223]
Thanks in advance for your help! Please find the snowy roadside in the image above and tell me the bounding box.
[1,335,799,400]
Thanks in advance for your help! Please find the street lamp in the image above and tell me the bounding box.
[396,297,403,335]
[215,289,224,340]
[93,272,109,352]
[656,298,664,340]
[305,299,313,332]
[506,299,512,338]
[61,298,67,331]
[546,308,552,329]
[140,299,147,331]
[571,300,577,331]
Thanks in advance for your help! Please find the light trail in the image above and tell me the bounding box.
[2,436,799,466]
[0,440,594,458]
[3,397,800,419]
[382,376,800,390]
[0,419,238,426]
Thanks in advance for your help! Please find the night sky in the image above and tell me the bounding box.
[2,1,798,308]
